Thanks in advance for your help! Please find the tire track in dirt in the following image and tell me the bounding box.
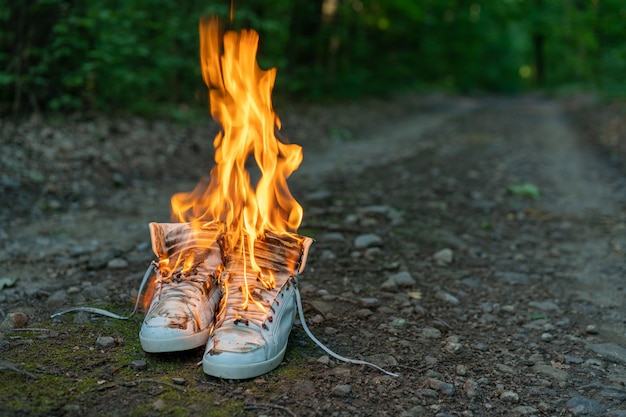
[508,99,626,344]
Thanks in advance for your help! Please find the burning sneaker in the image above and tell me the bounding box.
[202,232,312,379]
[140,221,224,353]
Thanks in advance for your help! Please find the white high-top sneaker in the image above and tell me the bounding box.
[140,222,223,353]
[202,232,312,379]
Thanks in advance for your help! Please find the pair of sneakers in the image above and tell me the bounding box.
[140,222,312,380]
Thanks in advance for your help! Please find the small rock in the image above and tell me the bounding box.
[0,312,29,330]
[389,271,416,286]
[130,359,147,370]
[541,332,554,342]
[320,249,337,260]
[390,318,407,328]
[533,363,569,382]
[564,355,583,364]
[422,327,442,339]
[332,384,352,397]
[436,291,460,305]
[47,290,70,306]
[512,406,539,416]
[317,355,330,365]
[463,379,479,397]
[107,258,128,269]
[82,285,109,300]
[456,364,468,376]
[425,378,455,396]
[380,278,398,292]
[433,248,454,265]
[421,388,438,398]
[171,377,186,385]
[354,233,383,249]
[355,308,373,318]
[567,396,607,416]
[359,297,380,307]
[528,300,560,311]
[423,356,438,365]
[495,363,517,374]
[96,336,116,348]
[495,271,531,285]
[500,391,519,403]
[585,324,599,334]
[320,232,345,241]
[586,343,626,364]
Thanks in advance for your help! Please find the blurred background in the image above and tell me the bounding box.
[1,0,625,115]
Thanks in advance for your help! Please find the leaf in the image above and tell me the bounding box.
[507,183,541,200]
[0,277,16,290]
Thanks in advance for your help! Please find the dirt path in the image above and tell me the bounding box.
[2,95,626,417]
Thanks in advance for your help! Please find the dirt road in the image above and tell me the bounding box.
[1,95,626,416]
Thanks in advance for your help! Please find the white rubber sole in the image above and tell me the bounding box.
[202,343,288,379]
[140,327,211,353]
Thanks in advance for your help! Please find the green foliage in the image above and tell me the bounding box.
[0,0,625,114]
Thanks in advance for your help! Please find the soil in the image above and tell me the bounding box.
[1,93,626,417]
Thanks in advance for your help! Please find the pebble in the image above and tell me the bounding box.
[317,355,330,365]
[96,336,116,348]
[500,391,519,403]
[495,363,517,375]
[422,327,442,339]
[512,406,539,415]
[433,248,454,265]
[320,232,345,241]
[389,271,416,286]
[130,359,147,370]
[0,312,29,330]
[82,285,109,300]
[533,363,569,382]
[425,378,455,396]
[586,343,626,364]
[380,278,398,292]
[355,308,373,318]
[463,379,479,397]
[456,364,468,376]
[354,233,383,249]
[564,355,584,364]
[435,291,460,305]
[332,384,352,397]
[528,300,560,311]
[585,324,599,334]
[171,377,185,385]
[566,396,607,416]
[47,289,70,306]
[421,388,438,398]
[359,297,380,307]
[107,258,128,269]
[541,332,554,342]
[495,271,531,285]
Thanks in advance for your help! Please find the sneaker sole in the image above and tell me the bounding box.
[202,343,288,379]
[140,328,211,353]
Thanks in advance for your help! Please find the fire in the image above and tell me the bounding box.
[150,17,304,309]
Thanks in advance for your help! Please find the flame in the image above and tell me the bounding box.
[149,17,304,310]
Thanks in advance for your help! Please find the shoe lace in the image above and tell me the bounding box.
[51,223,220,321]
[50,262,155,320]
[293,280,399,378]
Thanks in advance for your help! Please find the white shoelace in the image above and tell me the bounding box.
[50,263,156,320]
[294,282,399,377]
[51,260,400,378]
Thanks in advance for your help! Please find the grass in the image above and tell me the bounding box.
[0,313,322,417]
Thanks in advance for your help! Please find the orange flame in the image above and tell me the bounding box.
[163,18,303,291]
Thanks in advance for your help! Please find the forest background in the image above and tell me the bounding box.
[1,0,625,116]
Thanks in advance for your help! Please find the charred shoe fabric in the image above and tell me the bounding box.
[203,232,312,379]
[140,221,224,353]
